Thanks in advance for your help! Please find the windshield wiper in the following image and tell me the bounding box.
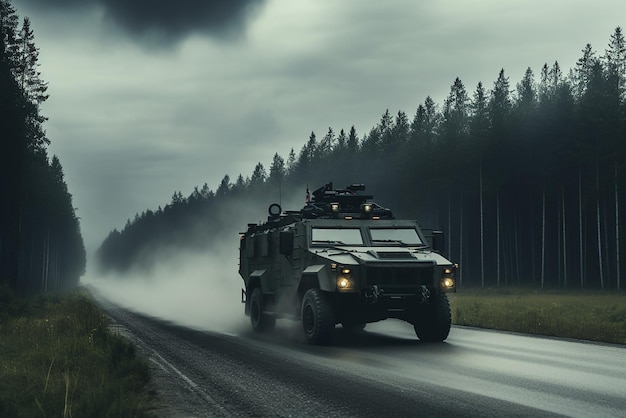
[371,239,410,246]
[312,240,347,245]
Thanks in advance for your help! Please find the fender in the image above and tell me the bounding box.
[249,269,270,292]
[245,269,268,315]
[297,264,334,297]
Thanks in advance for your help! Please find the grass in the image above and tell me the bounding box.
[0,285,154,418]
[449,287,626,345]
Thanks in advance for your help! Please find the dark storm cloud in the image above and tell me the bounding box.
[16,0,266,42]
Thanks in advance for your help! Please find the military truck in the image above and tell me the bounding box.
[239,183,457,345]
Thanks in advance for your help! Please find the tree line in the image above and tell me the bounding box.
[1,0,86,296]
[96,28,625,291]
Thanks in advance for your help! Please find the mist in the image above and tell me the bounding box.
[83,186,309,334]
[83,246,249,333]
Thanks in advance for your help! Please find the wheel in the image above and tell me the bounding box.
[413,292,451,342]
[250,287,275,332]
[301,288,335,345]
[341,321,366,332]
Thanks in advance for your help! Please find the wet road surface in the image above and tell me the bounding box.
[95,294,626,417]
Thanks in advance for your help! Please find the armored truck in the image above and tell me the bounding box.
[239,183,457,345]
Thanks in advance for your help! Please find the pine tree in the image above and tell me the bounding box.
[234,175,247,192]
[0,21,27,288]
[0,0,19,69]
[286,148,296,175]
[336,129,347,152]
[16,17,48,155]
[604,27,626,290]
[295,132,317,180]
[346,126,359,152]
[410,96,439,145]
[490,69,512,124]
[574,44,598,100]
[268,153,285,189]
[390,110,409,148]
[516,67,537,112]
[317,127,335,160]
[442,77,469,143]
[216,174,231,196]
[489,69,512,287]
[604,27,626,99]
[470,82,489,287]
[250,163,266,189]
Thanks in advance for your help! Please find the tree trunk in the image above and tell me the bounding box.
[497,190,501,287]
[541,185,546,288]
[480,162,485,288]
[616,160,620,291]
[515,215,520,283]
[447,191,452,257]
[596,158,604,289]
[603,199,611,284]
[562,186,567,287]
[579,165,584,288]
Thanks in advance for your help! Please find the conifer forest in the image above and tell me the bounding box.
[97,27,626,292]
[1,1,86,295]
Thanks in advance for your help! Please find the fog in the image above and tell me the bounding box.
[83,246,250,333]
[82,187,309,334]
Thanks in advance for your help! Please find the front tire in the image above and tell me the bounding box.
[250,287,275,333]
[413,292,451,342]
[301,288,335,345]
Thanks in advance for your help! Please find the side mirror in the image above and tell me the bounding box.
[431,230,444,253]
[279,231,293,256]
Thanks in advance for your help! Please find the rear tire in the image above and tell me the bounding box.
[250,287,275,333]
[301,288,335,345]
[413,292,451,342]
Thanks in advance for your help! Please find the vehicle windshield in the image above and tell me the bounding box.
[311,228,363,245]
[369,227,423,245]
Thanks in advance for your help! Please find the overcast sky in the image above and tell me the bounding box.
[11,0,626,255]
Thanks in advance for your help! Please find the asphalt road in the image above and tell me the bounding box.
[95,294,626,417]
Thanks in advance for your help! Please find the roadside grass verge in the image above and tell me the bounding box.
[0,285,153,418]
[449,288,626,345]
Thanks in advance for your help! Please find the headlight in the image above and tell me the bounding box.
[441,278,455,289]
[440,265,457,292]
[337,277,352,289]
[336,266,355,290]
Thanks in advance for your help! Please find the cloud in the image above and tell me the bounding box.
[16,0,266,44]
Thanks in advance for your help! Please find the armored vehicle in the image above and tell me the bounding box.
[239,183,457,345]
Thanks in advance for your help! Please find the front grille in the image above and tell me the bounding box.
[364,264,434,288]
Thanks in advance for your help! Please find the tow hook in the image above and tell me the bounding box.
[418,285,430,303]
[365,285,384,304]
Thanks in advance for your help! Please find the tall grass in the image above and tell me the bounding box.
[0,285,153,417]
[449,288,626,345]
